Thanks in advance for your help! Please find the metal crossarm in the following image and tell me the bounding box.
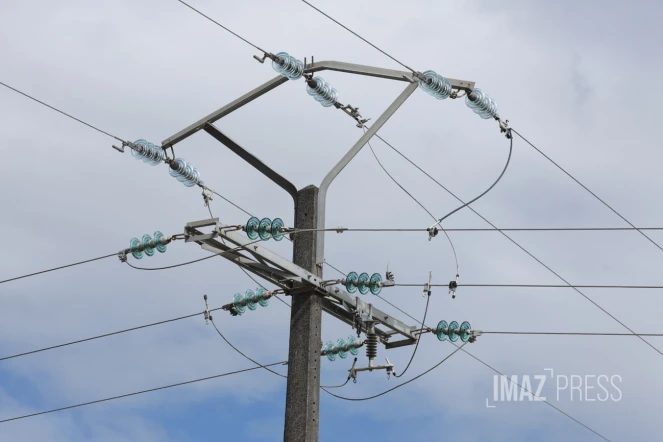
[184,218,417,345]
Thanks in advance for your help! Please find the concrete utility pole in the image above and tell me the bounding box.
[166,60,475,442]
[284,185,322,442]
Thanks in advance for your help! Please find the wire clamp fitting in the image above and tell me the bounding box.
[253,52,276,64]
[499,119,512,139]
[423,271,432,297]
[385,264,395,283]
[469,329,483,343]
[202,189,213,208]
[112,140,139,154]
[117,250,128,263]
[203,294,212,324]
[427,226,439,241]
[385,357,395,379]
[349,358,358,383]
[111,143,125,153]
[449,275,459,299]
[334,226,347,234]
[338,103,370,128]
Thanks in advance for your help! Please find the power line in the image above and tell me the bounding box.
[512,128,663,254]
[0,252,118,286]
[210,318,348,389]
[0,361,287,424]
[483,331,663,337]
[0,311,211,362]
[393,292,430,379]
[322,343,464,401]
[294,261,606,437]
[393,283,663,289]
[175,0,268,53]
[369,134,663,357]
[0,81,125,143]
[372,284,611,440]
[297,3,661,359]
[210,319,287,378]
[124,237,268,271]
[300,1,415,73]
[430,133,513,230]
[364,131,459,276]
[329,227,663,232]
[204,186,254,218]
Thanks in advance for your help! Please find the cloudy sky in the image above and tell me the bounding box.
[1,0,662,440]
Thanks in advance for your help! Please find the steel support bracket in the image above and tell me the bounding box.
[184,218,417,343]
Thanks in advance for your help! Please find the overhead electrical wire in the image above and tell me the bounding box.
[393,292,430,379]
[297,0,661,360]
[369,134,663,358]
[210,318,349,389]
[484,331,663,337]
[363,129,459,276]
[449,338,610,442]
[175,0,268,53]
[322,343,464,401]
[393,283,663,290]
[0,311,210,362]
[0,362,287,424]
[211,319,287,379]
[299,0,416,73]
[205,200,291,307]
[511,128,663,254]
[320,226,663,232]
[429,134,513,230]
[0,81,125,143]
[0,252,119,285]
[322,250,610,440]
[0,8,621,438]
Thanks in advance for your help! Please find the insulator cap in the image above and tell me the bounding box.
[131,139,165,166]
[246,217,260,240]
[271,218,285,241]
[345,272,359,294]
[129,237,144,260]
[258,218,272,241]
[418,70,452,100]
[272,52,304,80]
[357,272,370,295]
[306,76,338,107]
[448,321,460,342]
[466,88,498,119]
[233,293,246,315]
[459,321,472,343]
[169,158,202,187]
[369,273,382,295]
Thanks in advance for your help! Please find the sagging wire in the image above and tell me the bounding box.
[361,125,460,280]
[207,306,349,389]
[393,273,432,378]
[427,127,513,233]
[204,195,291,308]
[322,343,465,401]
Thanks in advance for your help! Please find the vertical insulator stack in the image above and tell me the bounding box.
[365,330,378,361]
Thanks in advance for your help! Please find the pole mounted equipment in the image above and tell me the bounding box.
[164,58,476,442]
